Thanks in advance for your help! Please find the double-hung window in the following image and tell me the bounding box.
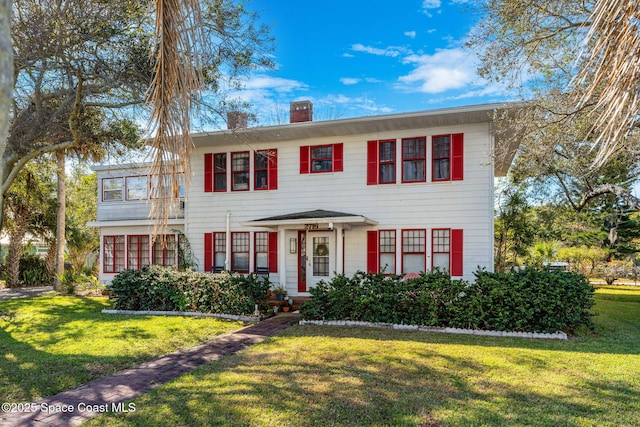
[367,140,396,185]
[433,228,464,276]
[231,232,249,273]
[300,143,344,173]
[126,176,148,200]
[433,133,464,181]
[214,153,227,191]
[102,178,123,201]
[231,152,250,191]
[402,137,426,182]
[402,229,426,274]
[254,149,278,190]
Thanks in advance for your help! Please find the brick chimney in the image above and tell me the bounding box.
[290,100,313,123]
[227,111,248,129]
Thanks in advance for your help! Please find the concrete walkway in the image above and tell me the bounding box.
[0,286,54,300]
[0,314,299,427]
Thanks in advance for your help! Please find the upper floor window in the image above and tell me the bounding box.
[367,140,396,185]
[231,152,250,191]
[150,174,184,199]
[402,137,426,183]
[433,133,464,181]
[255,149,278,190]
[214,153,227,191]
[126,176,148,200]
[102,178,123,201]
[300,143,344,174]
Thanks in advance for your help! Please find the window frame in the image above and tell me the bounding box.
[432,228,451,272]
[254,231,269,273]
[213,152,227,192]
[231,231,250,273]
[127,235,150,270]
[379,230,396,274]
[213,232,226,272]
[401,137,426,183]
[125,176,148,200]
[310,144,334,173]
[401,229,426,274]
[153,234,178,267]
[432,135,451,182]
[103,235,125,273]
[231,151,250,191]
[102,177,124,202]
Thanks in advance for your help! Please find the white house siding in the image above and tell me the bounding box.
[91,104,517,295]
[186,122,494,295]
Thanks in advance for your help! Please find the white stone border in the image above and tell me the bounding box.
[101,309,260,323]
[299,320,567,340]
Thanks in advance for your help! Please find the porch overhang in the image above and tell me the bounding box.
[241,209,378,228]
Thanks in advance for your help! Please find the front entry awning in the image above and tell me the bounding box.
[241,209,378,228]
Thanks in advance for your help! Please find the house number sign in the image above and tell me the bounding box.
[304,223,319,230]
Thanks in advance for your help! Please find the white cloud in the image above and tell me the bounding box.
[422,0,441,8]
[404,31,417,39]
[340,77,360,85]
[242,75,306,93]
[398,48,478,94]
[351,43,402,57]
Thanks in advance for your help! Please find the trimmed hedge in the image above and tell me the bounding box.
[109,265,270,316]
[300,268,595,333]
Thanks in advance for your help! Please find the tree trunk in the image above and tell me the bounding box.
[54,150,66,291]
[6,224,26,288]
[45,239,56,283]
[0,0,15,235]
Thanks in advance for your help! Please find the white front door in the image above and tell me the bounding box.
[306,231,335,289]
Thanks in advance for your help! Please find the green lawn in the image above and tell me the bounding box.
[85,286,640,427]
[0,296,244,402]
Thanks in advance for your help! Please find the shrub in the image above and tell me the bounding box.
[109,265,270,315]
[19,254,50,286]
[300,268,595,333]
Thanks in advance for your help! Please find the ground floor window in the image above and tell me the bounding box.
[103,235,125,273]
[231,232,249,273]
[402,229,426,274]
[379,230,396,274]
[127,235,150,270]
[153,234,177,267]
[432,229,450,270]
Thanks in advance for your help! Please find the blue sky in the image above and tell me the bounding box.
[236,0,513,125]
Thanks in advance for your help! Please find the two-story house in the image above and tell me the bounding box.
[90,101,518,296]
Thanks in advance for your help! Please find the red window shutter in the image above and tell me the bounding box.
[268,149,278,190]
[367,230,379,273]
[452,133,464,181]
[367,140,378,185]
[333,143,344,172]
[268,231,278,272]
[204,153,213,192]
[204,233,213,272]
[300,146,310,174]
[451,229,463,276]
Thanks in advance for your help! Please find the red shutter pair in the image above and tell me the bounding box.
[299,143,344,173]
[367,134,463,184]
[205,150,278,192]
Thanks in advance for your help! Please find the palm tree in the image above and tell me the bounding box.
[147,0,204,235]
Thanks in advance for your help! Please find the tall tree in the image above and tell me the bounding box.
[469,0,640,208]
[0,0,273,235]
